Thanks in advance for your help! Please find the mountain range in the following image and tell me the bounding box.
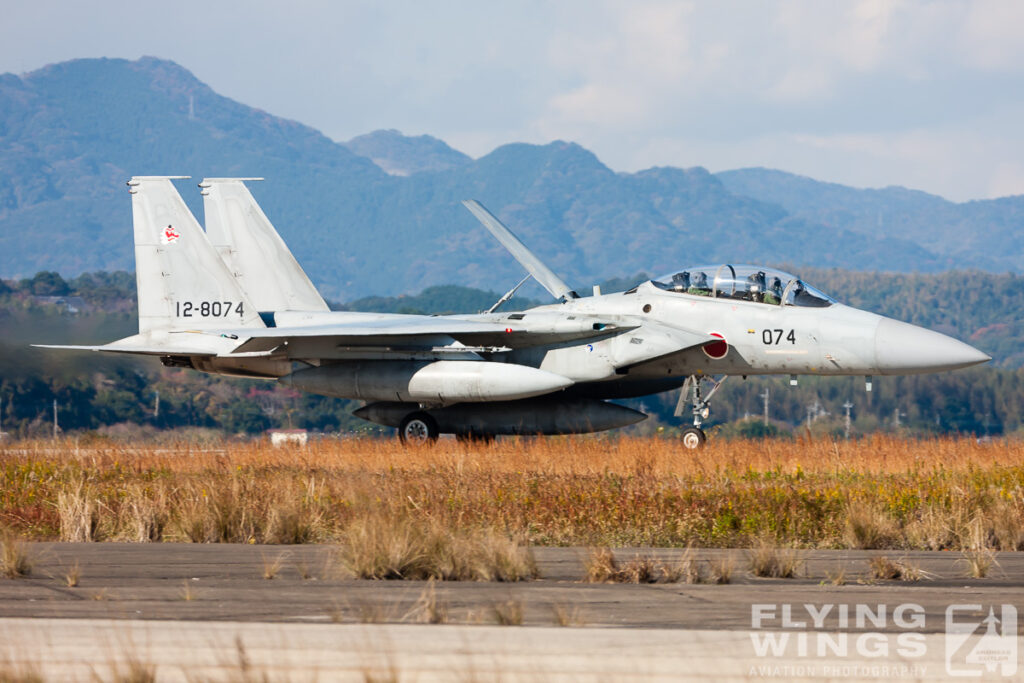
[1,57,1021,300]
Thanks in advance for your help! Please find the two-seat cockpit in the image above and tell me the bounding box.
[650,265,835,308]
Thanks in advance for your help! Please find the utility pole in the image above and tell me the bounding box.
[843,402,853,440]
[52,399,58,440]
[894,407,902,428]
[153,390,160,419]
[760,388,770,428]
[807,399,822,427]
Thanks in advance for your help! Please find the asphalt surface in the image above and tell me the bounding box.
[0,618,989,682]
[1,544,1022,680]
[1,544,1021,631]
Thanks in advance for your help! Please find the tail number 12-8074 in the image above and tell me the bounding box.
[176,301,244,318]
[762,328,796,345]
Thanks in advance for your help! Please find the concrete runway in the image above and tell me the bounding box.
[0,544,1021,680]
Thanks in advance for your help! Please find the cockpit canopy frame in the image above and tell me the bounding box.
[651,265,835,308]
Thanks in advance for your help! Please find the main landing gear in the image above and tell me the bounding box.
[398,411,439,445]
[395,409,496,446]
[676,375,726,450]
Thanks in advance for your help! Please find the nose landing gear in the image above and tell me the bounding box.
[680,426,707,449]
[676,375,726,450]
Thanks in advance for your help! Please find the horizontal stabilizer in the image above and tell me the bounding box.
[32,331,245,357]
[32,343,219,357]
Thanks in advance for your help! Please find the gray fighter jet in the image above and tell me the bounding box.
[38,177,990,448]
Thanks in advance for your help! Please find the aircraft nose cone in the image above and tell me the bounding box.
[874,318,990,374]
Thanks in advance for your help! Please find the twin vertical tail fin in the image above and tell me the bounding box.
[129,177,264,333]
[200,178,329,313]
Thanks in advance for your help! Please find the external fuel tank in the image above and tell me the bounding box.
[279,360,573,404]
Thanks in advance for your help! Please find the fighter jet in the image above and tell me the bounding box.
[37,177,991,448]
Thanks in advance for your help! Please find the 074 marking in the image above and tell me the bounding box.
[175,301,244,318]
[762,328,796,345]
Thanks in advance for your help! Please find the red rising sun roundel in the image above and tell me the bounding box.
[161,224,181,245]
[703,332,728,359]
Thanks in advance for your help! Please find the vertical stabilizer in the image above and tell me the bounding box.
[200,178,329,312]
[129,177,263,333]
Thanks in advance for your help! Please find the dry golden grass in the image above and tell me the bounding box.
[334,514,537,581]
[405,579,449,624]
[959,548,999,578]
[708,554,735,584]
[63,560,80,587]
[868,555,929,582]
[0,528,33,578]
[551,602,586,627]
[584,547,718,584]
[0,435,1021,550]
[490,599,524,626]
[658,547,707,584]
[747,539,806,578]
[261,552,287,580]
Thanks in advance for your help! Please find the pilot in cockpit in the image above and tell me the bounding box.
[692,271,710,294]
[671,271,690,293]
[747,271,767,302]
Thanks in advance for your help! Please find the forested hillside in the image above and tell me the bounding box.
[4,57,1024,303]
[718,168,1024,274]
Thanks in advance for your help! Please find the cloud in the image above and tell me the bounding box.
[961,2,1024,70]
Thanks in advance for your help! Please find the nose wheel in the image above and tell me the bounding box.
[675,375,726,449]
[398,412,439,445]
[680,427,707,450]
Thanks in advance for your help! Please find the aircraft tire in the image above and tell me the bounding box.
[399,412,439,445]
[680,427,707,450]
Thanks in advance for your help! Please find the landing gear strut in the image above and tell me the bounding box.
[398,411,439,445]
[675,375,726,450]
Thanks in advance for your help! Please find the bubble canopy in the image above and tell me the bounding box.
[651,265,836,307]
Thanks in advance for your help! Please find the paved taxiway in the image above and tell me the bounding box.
[0,544,1020,680]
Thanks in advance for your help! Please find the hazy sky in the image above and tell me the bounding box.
[4,0,1023,201]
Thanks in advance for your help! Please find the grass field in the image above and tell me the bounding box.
[0,435,1021,551]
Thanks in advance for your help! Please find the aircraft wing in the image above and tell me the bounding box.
[462,200,579,302]
[217,314,635,355]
